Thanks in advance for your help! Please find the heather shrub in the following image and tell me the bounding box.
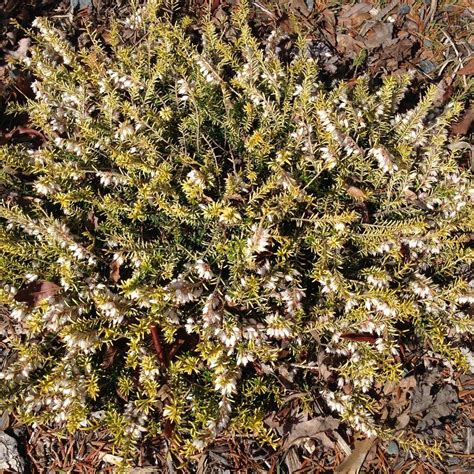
[0,0,472,465]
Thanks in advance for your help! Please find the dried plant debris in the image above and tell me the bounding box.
[0,431,25,473]
[410,369,460,432]
[188,0,473,82]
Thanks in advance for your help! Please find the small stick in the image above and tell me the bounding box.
[150,323,167,368]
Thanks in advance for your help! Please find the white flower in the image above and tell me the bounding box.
[63,332,98,353]
[319,147,337,169]
[370,146,398,174]
[319,277,338,294]
[97,172,126,187]
[344,298,358,313]
[195,259,214,280]
[411,280,432,299]
[216,326,241,348]
[373,241,394,255]
[457,294,474,305]
[281,287,305,314]
[247,224,271,254]
[98,301,123,324]
[317,110,336,134]
[367,273,390,289]
[69,243,87,260]
[460,347,474,373]
[193,439,205,450]
[114,124,134,141]
[256,259,271,276]
[242,326,260,340]
[168,279,202,305]
[187,169,205,186]
[293,84,303,96]
[185,318,195,334]
[25,273,39,282]
[202,294,221,326]
[236,350,254,366]
[197,58,217,83]
[177,79,189,101]
[266,314,292,339]
[214,374,237,396]
[324,391,344,413]
[34,182,58,195]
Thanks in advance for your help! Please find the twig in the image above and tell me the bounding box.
[442,30,468,88]
[150,323,167,367]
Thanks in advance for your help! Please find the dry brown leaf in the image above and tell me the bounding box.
[321,9,337,47]
[85,209,99,232]
[451,106,474,136]
[109,255,122,283]
[335,436,377,474]
[100,453,124,466]
[395,411,410,430]
[15,280,60,307]
[282,416,339,450]
[457,57,474,76]
[345,185,368,202]
[340,333,377,344]
[410,372,459,430]
[7,38,31,60]
[337,34,365,58]
[364,22,394,49]
[339,3,373,29]
[285,447,302,472]
[101,345,118,369]
[128,468,160,474]
[0,410,10,431]
[289,0,311,17]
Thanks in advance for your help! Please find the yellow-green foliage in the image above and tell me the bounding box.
[0,0,472,465]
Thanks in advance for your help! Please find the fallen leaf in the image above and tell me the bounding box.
[100,453,124,465]
[101,345,118,369]
[85,210,98,232]
[289,0,311,17]
[70,0,92,12]
[0,127,46,146]
[457,58,474,76]
[210,0,222,14]
[109,255,122,283]
[0,410,10,431]
[345,185,368,202]
[432,77,454,106]
[341,333,377,344]
[7,38,31,60]
[128,469,160,474]
[411,379,459,430]
[339,3,373,29]
[419,59,436,74]
[15,281,60,307]
[0,432,24,472]
[283,416,339,450]
[395,411,410,430]
[335,435,377,474]
[321,9,337,47]
[285,447,302,472]
[334,431,352,456]
[403,188,428,209]
[451,106,474,136]
[337,34,365,58]
[364,22,394,49]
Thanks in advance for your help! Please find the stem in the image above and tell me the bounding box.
[150,323,167,368]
